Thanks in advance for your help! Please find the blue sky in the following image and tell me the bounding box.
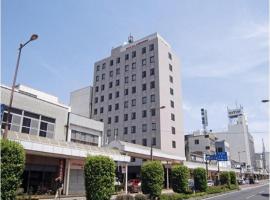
[2,0,269,152]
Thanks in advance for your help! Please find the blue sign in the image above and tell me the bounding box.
[206,152,228,161]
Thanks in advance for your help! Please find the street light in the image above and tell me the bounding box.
[150,106,166,161]
[238,151,246,178]
[3,34,38,140]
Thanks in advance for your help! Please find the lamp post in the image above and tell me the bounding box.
[3,34,38,140]
[238,151,246,178]
[150,106,166,161]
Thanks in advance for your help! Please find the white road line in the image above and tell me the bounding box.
[246,194,256,199]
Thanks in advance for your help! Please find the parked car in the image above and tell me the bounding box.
[254,179,259,184]
[128,179,141,193]
[114,178,121,186]
[237,178,246,185]
[207,180,214,187]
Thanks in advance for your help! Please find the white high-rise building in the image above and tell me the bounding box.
[91,33,185,156]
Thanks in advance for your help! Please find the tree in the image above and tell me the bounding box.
[220,172,231,187]
[171,165,189,193]
[141,161,164,198]
[1,139,25,200]
[84,155,115,200]
[229,171,237,185]
[193,168,207,192]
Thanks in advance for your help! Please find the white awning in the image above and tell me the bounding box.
[7,131,130,162]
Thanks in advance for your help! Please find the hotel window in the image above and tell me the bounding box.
[170,100,174,108]
[171,113,175,121]
[124,127,128,134]
[108,93,112,100]
[100,107,104,114]
[110,60,114,66]
[102,63,106,69]
[172,141,176,148]
[39,121,48,137]
[115,103,119,110]
[21,117,31,134]
[149,44,154,51]
[142,47,146,54]
[132,51,136,58]
[150,68,155,75]
[131,112,136,120]
[206,146,210,150]
[132,74,136,81]
[151,108,156,116]
[125,54,129,60]
[131,126,136,133]
[142,138,147,146]
[152,123,156,131]
[115,91,120,98]
[172,127,175,134]
[108,117,111,124]
[100,95,104,102]
[131,99,136,106]
[169,75,173,83]
[125,76,129,83]
[109,82,113,88]
[109,71,113,77]
[115,116,119,123]
[101,84,105,91]
[150,56,154,63]
[151,94,155,102]
[124,114,128,121]
[142,110,147,118]
[142,96,147,104]
[125,65,129,72]
[124,88,129,96]
[195,139,199,144]
[94,97,98,103]
[115,79,120,86]
[108,105,112,111]
[94,109,97,115]
[142,84,146,91]
[131,139,136,144]
[152,138,156,146]
[168,52,172,60]
[150,81,155,89]
[132,62,136,69]
[116,68,120,75]
[142,71,146,78]
[96,76,99,82]
[96,65,100,71]
[116,57,120,64]
[102,73,105,80]
[124,101,128,108]
[107,129,111,137]
[132,86,136,94]
[142,124,147,132]
[170,88,174,95]
[142,59,146,66]
[95,86,99,92]
[169,64,173,71]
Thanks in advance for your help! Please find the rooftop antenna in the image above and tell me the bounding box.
[128,33,134,44]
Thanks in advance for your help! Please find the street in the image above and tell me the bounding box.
[205,183,269,200]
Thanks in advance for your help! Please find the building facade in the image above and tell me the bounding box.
[91,33,184,156]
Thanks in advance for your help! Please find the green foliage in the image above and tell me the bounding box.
[115,194,134,200]
[84,155,115,200]
[159,192,206,200]
[193,168,207,192]
[229,184,239,190]
[220,172,231,186]
[1,139,25,200]
[229,171,237,185]
[171,165,190,193]
[141,161,164,198]
[134,194,148,200]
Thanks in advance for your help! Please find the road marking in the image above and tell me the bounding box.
[246,194,256,199]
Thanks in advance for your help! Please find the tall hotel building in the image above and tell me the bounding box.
[91,33,184,156]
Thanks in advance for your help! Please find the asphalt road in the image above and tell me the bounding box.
[205,184,269,200]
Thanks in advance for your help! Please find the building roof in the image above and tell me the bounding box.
[7,131,130,162]
[108,140,186,162]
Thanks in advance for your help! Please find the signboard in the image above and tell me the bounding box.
[121,166,126,174]
[205,152,228,161]
[228,109,242,118]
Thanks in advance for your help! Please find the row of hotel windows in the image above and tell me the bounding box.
[104,112,175,124]
[94,99,175,115]
[96,56,156,73]
[95,66,158,83]
[71,130,99,146]
[1,106,55,138]
[96,44,165,70]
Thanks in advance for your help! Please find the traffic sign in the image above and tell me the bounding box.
[205,152,228,161]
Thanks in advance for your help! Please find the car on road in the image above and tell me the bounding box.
[207,180,215,187]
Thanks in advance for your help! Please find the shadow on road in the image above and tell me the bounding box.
[261,193,269,197]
